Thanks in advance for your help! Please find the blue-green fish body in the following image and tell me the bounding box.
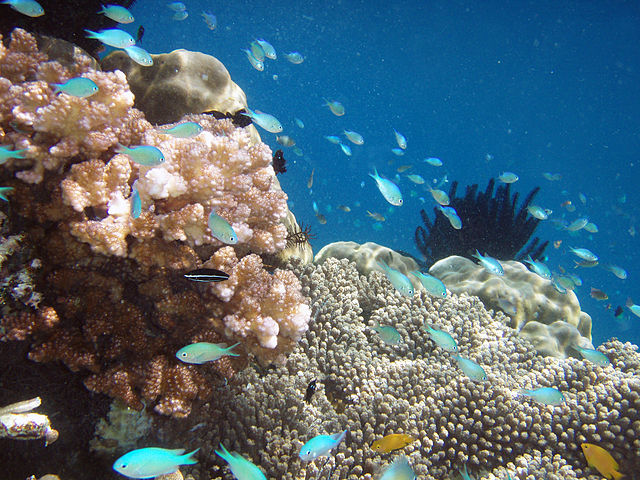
[584,222,598,233]
[412,271,446,298]
[604,264,627,280]
[294,117,304,128]
[424,157,442,166]
[256,39,276,59]
[566,217,588,232]
[372,324,402,346]
[116,144,165,166]
[339,142,352,156]
[215,443,266,480]
[573,346,610,366]
[130,188,141,218]
[524,256,551,280]
[438,205,462,229]
[370,167,403,206]
[343,130,364,145]
[498,171,519,183]
[473,250,504,276]
[452,355,487,382]
[241,108,282,133]
[85,28,136,48]
[518,387,565,405]
[250,41,266,62]
[406,174,425,185]
[626,298,640,318]
[324,135,340,144]
[393,129,407,149]
[299,430,347,461]
[527,205,549,220]
[99,4,134,23]
[0,186,14,202]
[113,447,199,479]
[323,99,344,116]
[158,122,203,138]
[428,186,449,206]
[208,209,238,244]
[52,77,99,98]
[1,0,43,17]
[167,1,185,11]
[459,464,474,480]
[201,11,217,30]
[391,148,405,156]
[284,52,305,64]
[569,246,598,262]
[379,456,416,480]
[177,342,240,364]
[242,49,264,71]
[377,260,414,297]
[424,324,457,352]
[0,146,26,164]
[123,46,153,67]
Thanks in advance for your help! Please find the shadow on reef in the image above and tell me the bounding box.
[415,179,548,265]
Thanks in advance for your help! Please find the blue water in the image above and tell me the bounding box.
[123,0,640,346]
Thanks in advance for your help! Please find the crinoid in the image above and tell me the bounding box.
[286,222,315,249]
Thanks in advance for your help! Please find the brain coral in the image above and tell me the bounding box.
[165,258,640,480]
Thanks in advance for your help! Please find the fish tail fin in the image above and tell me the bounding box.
[98,5,106,13]
[368,166,379,180]
[226,342,241,356]
[331,429,348,445]
[84,29,99,39]
[114,143,127,154]
[239,107,254,118]
[626,297,634,307]
[473,249,482,259]
[50,83,63,94]
[214,444,232,463]
[375,259,389,272]
[181,448,200,465]
[611,470,625,480]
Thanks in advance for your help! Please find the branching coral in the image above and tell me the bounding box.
[415,179,548,265]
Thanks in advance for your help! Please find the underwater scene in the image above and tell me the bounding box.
[0,1,639,479]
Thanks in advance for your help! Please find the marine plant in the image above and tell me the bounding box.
[415,179,548,265]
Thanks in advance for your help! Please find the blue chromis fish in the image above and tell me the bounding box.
[604,264,627,280]
[527,205,549,220]
[428,186,449,206]
[250,41,266,62]
[473,250,504,276]
[208,209,238,244]
[115,144,165,166]
[167,1,186,11]
[130,188,141,218]
[584,222,598,233]
[324,99,345,116]
[626,298,640,318]
[324,135,340,144]
[215,444,266,480]
[172,10,188,20]
[157,122,203,138]
[517,387,565,405]
[256,39,276,59]
[299,430,347,461]
[242,49,264,71]
[176,342,240,364]
[1,0,43,17]
[123,46,153,67]
[0,146,26,164]
[424,157,442,166]
[113,447,199,479]
[201,11,217,30]
[569,246,598,262]
[370,167,403,206]
[452,355,487,382]
[524,256,551,279]
[391,148,405,156]
[241,108,282,133]
[183,268,229,282]
[284,52,305,64]
[343,130,364,145]
[376,260,414,297]
[0,186,14,202]
[372,324,402,346]
[379,456,416,480]
[438,205,462,229]
[339,142,352,156]
[85,28,136,48]
[52,77,99,98]
[573,345,610,366]
[411,271,446,298]
[406,174,425,185]
[393,129,407,149]
[423,324,457,352]
[98,4,134,23]
[542,172,562,181]
[566,217,589,232]
[294,117,304,128]
[498,171,519,183]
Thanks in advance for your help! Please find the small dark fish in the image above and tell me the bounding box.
[272,149,287,175]
[136,25,145,43]
[614,305,624,318]
[304,378,317,403]
[184,268,229,282]
[590,287,608,301]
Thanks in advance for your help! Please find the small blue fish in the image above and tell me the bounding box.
[284,52,305,64]
[569,247,598,262]
[372,324,402,346]
[423,324,457,352]
[242,49,264,71]
[52,78,99,98]
[172,10,188,20]
[208,209,238,244]
[473,250,504,276]
[393,129,407,149]
[498,172,519,183]
[85,28,136,48]
[339,142,352,156]
[176,342,240,364]
[626,298,640,318]
[527,205,549,220]
[201,11,217,30]
[343,130,364,145]
[370,167,403,206]
[459,464,474,480]
[451,355,487,382]
[250,41,266,62]
[299,430,347,461]
[412,271,446,298]
[123,46,153,67]
[517,387,565,405]
[0,146,26,164]
[157,122,203,138]
[379,456,416,480]
[294,117,304,128]
[1,0,43,17]
[241,108,282,133]
[377,260,414,297]
[573,345,610,366]
[167,1,186,11]
[215,443,266,480]
[99,4,134,23]
[130,188,141,219]
[428,186,449,206]
[566,217,589,232]
[0,186,14,202]
[391,147,405,156]
[113,447,199,479]
[323,99,344,116]
[438,205,462,229]
[604,264,627,280]
[115,144,165,166]
[256,39,276,60]
[524,256,551,280]
[424,157,442,166]
[324,135,340,144]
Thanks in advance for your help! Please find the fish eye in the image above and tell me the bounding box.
[181,352,187,357]
[121,464,127,469]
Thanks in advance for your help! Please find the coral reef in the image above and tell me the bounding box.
[430,255,592,357]
[164,258,640,480]
[415,179,548,265]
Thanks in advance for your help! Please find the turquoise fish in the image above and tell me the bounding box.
[52,78,99,98]
[473,250,504,276]
[215,443,266,480]
[85,28,136,48]
[130,188,141,219]
[518,387,565,405]
[451,355,487,382]
[284,52,305,64]
[527,205,549,220]
[438,205,462,229]
[339,142,352,156]
[99,4,134,23]
[603,264,627,280]
[372,324,402,346]
[379,456,416,480]
[0,146,26,164]
[459,464,474,480]
[299,430,347,461]
[343,130,364,145]
[242,49,264,71]
[157,122,203,138]
[176,342,240,364]
[424,157,442,166]
[424,324,457,352]
[123,46,153,67]
[391,148,405,156]
[250,41,265,62]
[1,0,43,17]
[113,447,199,479]
[323,99,344,116]
[201,11,217,30]
[208,209,238,244]
[376,260,414,297]
[0,186,14,201]
[569,247,598,262]
[573,345,610,366]
[498,172,519,183]
[256,39,276,59]
[324,135,340,144]
[524,256,551,280]
[393,129,407,149]
[370,167,403,206]
[626,298,640,318]
[241,108,282,133]
[411,271,446,298]
[428,186,449,206]
[115,144,165,166]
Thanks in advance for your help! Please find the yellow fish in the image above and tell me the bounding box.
[581,443,624,480]
[371,434,416,453]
